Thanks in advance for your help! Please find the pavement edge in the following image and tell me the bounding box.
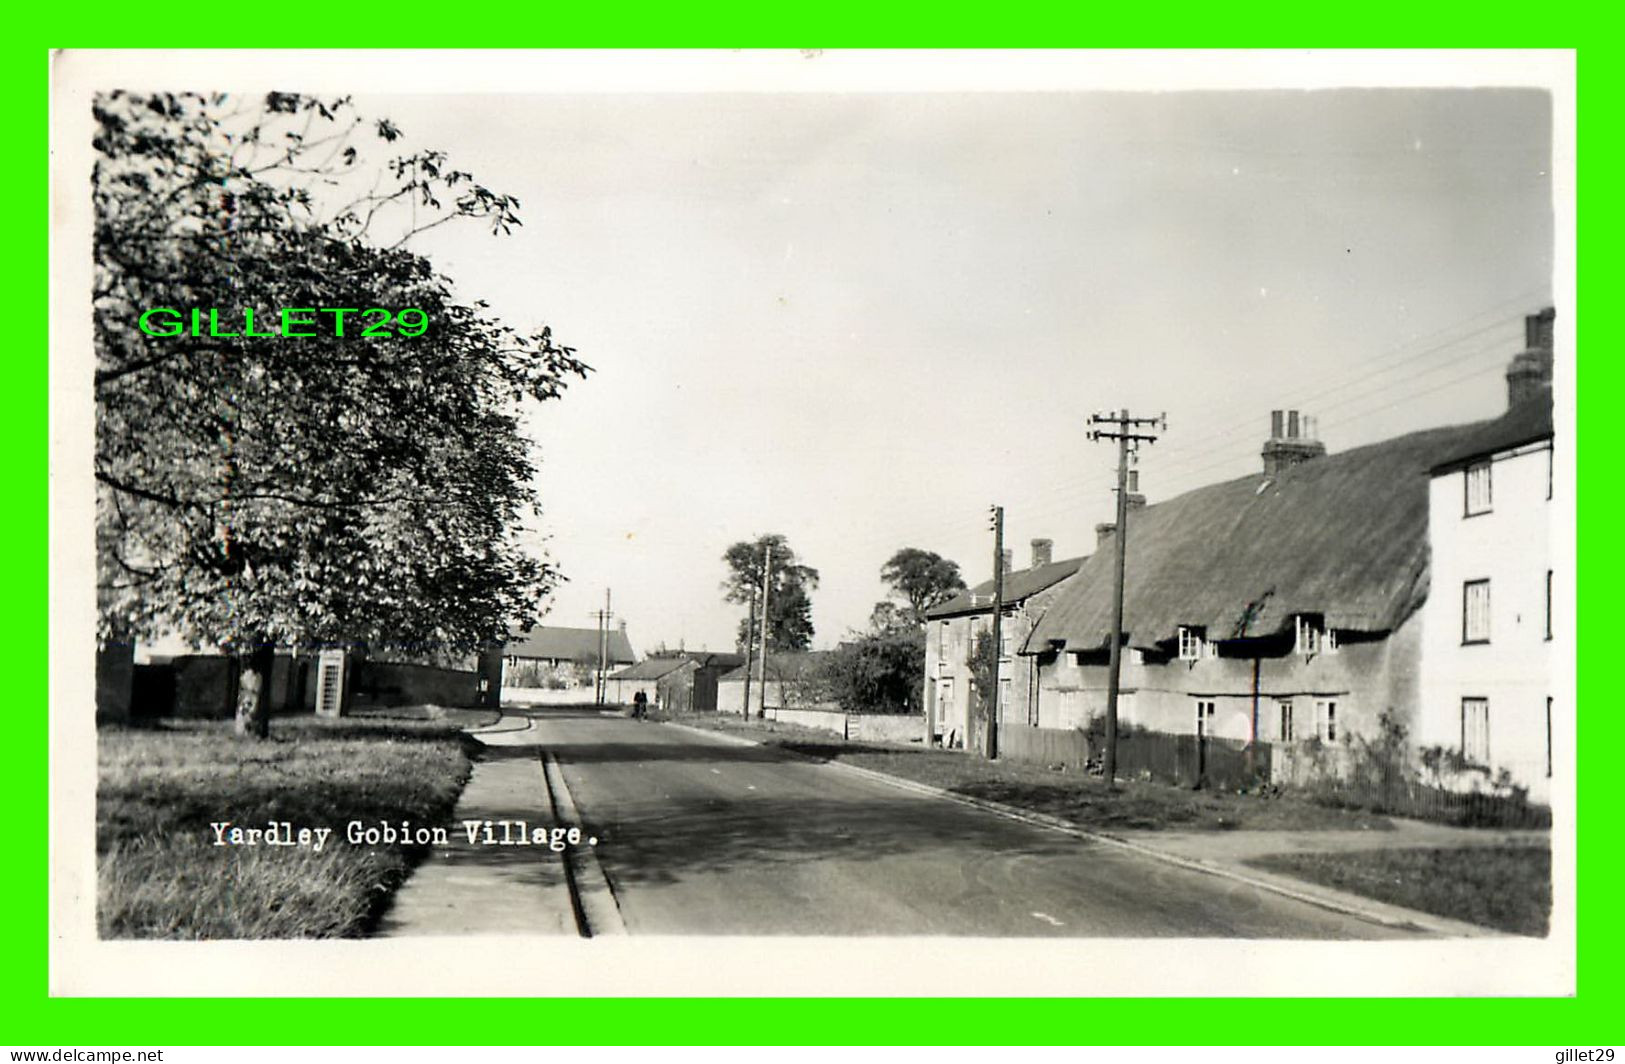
[541,748,628,937]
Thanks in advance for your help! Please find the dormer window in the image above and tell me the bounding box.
[1177,626,1205,661]
[1465,461,1492,516]
[1295,614,1324,656]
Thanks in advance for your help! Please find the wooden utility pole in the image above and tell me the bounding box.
[987,504,1005,760]
[590,589,613,706]
[741,583,758,718]
[1087,410,1164,787]
[756,544,773,717]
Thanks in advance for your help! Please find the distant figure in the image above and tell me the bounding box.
[632,690,648,720]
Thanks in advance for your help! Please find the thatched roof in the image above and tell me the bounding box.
[926,556,1086,620]
[1430,389,1553,474]
[1024,420,1493,653]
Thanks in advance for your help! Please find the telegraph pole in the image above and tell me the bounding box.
[1087,410,1165,786]
[590,589,613,706]
[741,583,757,718]
[987,505,1005,760]
[756,544,773,717]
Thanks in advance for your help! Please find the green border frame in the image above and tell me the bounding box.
[24,29,1606,1047]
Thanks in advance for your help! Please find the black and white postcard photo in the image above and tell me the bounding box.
[49,49,1575,998]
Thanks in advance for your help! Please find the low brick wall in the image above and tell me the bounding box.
[765,706,848,736]
[846,713,926,744]
[999,723,1092,771]
[352,660,477,708]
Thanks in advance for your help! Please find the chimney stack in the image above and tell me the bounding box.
[1125,468,1146,511]
[1261,408,1327,475]
[1030,538,1053,568]
[1095,522,1116,548]
[1000,549,1013,577]
[617,619,627,634]
[1506,306,1555,409]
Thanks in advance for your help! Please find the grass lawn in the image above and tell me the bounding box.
[98,711,486,939]
[1247,846,1551,936]
[655,711,1393,833]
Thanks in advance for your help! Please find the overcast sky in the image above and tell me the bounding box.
[358,87,1553,653]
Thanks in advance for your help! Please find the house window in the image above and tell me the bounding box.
[1325,629,1339,654]
[1194,699,1216,735]
[1465,461,1492,516]
[1546,696,1553,778]
[1177,626,1205,661]
[1315,699,1338,742]
[1278,699,1295,742]
[1461,697,1490,764]
[998,677,1011,713]
[1294,615,1323,656]
[1546,570,1553,641]
[999,630,1013,659]
[1463,580,1491,644]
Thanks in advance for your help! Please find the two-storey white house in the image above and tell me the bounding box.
[1419,309,1555,801]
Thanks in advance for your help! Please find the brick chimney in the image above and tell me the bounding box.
[1000,549,1013,577]
[1506,306,1555,409]
[1125,468,1146,511]
[1095,522,1116,547]
[1261,408,1326,475]
[1030,538,1053,568]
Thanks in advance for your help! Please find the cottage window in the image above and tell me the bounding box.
[998,677,1011,714]
[1194,699,1216,735]
[1461,697,1490,764]
[1294,615,1323,656]
[1325,629,1339,654]
[1315,699,1338,742]
[999,630,1013,659]
[1278,699,1295,742]
[1546,569,1553,641]
[1177,626,1205,661]
[1465,461,1492,516]
[1463,580,1491,644]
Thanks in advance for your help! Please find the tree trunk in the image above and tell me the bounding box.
[234,640,275,739]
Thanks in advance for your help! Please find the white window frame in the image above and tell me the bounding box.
[1194,698,1216,735]
[1177,626,1205,661]
[1461,697,1490,765]
[1463,579,1491,644]
[1465,461,1493,516]
[1295,615,1323,656]
[1277,699,1294,742]
[1315,698,1338,742]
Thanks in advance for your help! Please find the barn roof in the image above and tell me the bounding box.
[506,626,635,664]
[607,657,692,682]
[926,556,1086,620]
[1023,419,1494,653]
[719,650,834,682]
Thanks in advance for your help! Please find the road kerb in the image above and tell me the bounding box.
[659,720,1495,939]
[542,750,627,937]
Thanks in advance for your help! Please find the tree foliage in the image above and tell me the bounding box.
[878,547,966,626]
[822,628,925,715]
[93,91,588,733]
[721,533,819,652]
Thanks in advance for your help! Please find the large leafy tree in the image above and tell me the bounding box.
[93,91,588,736]
[721,534,819,652]
[879,547,966,627]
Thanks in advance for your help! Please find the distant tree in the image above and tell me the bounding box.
[867,600,908,634]
[880,548,966,626]
[93,91,588,738]
[722,534,819,652]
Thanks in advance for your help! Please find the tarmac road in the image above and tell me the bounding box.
[529,707,1423,938]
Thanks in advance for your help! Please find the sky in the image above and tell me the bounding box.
[352,86,1554,654]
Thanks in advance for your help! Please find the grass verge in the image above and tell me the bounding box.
[98,713,477,939]
[1246,846,1551,936]
[655,711,1393,833]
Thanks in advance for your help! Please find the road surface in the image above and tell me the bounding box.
[528,707,1421,938]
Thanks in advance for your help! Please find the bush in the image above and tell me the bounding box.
[822,628,924,715]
